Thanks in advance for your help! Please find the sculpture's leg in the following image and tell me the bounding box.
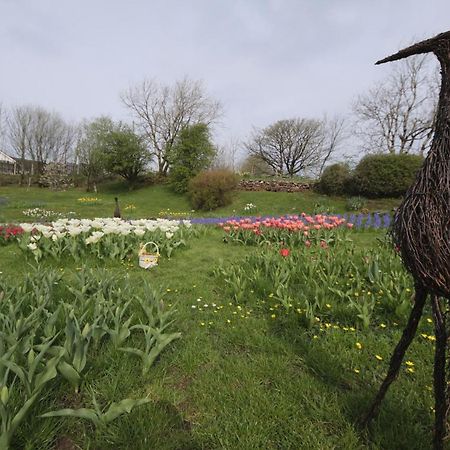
[361,285,428,427]
[432,295,446,450]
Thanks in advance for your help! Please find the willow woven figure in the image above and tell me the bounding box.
[362,31,450,450]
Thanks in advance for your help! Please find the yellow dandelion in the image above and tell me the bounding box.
[375,355,383,361]
[356,342,362,350]
[354,368,360,374]
[200,322,205,326]
[226,319,231,324]
[406,367,415,374]
[405,360,414,367]
[326,303,332,308]
[427,318,433,323]
[271,314,276,319]
[380,323,387,328]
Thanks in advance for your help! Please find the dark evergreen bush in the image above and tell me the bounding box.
[351,153,423,198]
[318,163,352,195]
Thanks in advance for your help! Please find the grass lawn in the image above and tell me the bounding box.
[0,184,400,223]
[0,186,435,450]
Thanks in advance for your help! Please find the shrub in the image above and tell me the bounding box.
[188,169,238,210]
[351,153,423,198]
[345,196,367,211]
[318,163,351,195]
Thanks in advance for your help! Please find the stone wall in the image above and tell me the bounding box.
[238,179,312,192]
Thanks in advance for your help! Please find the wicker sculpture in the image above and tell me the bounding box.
[362,31,450,450]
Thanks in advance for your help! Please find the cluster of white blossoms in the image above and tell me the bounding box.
[243,203,257,212]
[20,218,192,245]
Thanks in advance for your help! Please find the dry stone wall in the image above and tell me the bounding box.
[238,179,312,192]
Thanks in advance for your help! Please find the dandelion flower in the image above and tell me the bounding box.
[356,342,362,350]
[405,360,414,367]
[375,355,383,361]
[354,369,360,374]
[271,314,276,319]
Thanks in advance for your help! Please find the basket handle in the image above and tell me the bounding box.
[140,241,160,255]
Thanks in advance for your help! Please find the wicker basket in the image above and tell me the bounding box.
[138,242,160,269]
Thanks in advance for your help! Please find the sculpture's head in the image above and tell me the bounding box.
[376,30,450,65]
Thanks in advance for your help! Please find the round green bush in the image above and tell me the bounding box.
[352,153,423,198]
[188,169,238,211]
[318,163,351,195]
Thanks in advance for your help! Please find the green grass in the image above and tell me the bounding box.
[0,187,435,450]
[0,227,438,450]
[0,184,400,223]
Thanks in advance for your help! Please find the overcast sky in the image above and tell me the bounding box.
[1,0,448,155]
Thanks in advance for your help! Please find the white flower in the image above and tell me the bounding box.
[67,227,82,236]
[85,231,104,245]
[165,231,174,239]
[42,230,53,238]
[133,228,146,236]
[27,242,37,251]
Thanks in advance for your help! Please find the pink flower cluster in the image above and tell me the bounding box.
[218,214,353,234]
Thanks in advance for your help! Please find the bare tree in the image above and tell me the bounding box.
[0,103,6,149]
[6,106,33,178]
[121,77,221,175]
[317,116,347,176]
[245,118,341,177]
[214,136,241,170]
[6,105,77,175]
[353,55,438,155]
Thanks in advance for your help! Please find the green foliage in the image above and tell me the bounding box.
[318,163,351,195]
[351,153,423,198]
[76,117,113,191]
[215,233,414,329]
[41,394,150,428]
[169,124,216,193]
[345,196,367,211]
[0,268,180,448]
[102,124,150,187]
[188,169,238,211]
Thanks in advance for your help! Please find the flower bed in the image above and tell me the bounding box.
[218,214,353,247]
[0,224,24,245]
[18,217,194,263]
